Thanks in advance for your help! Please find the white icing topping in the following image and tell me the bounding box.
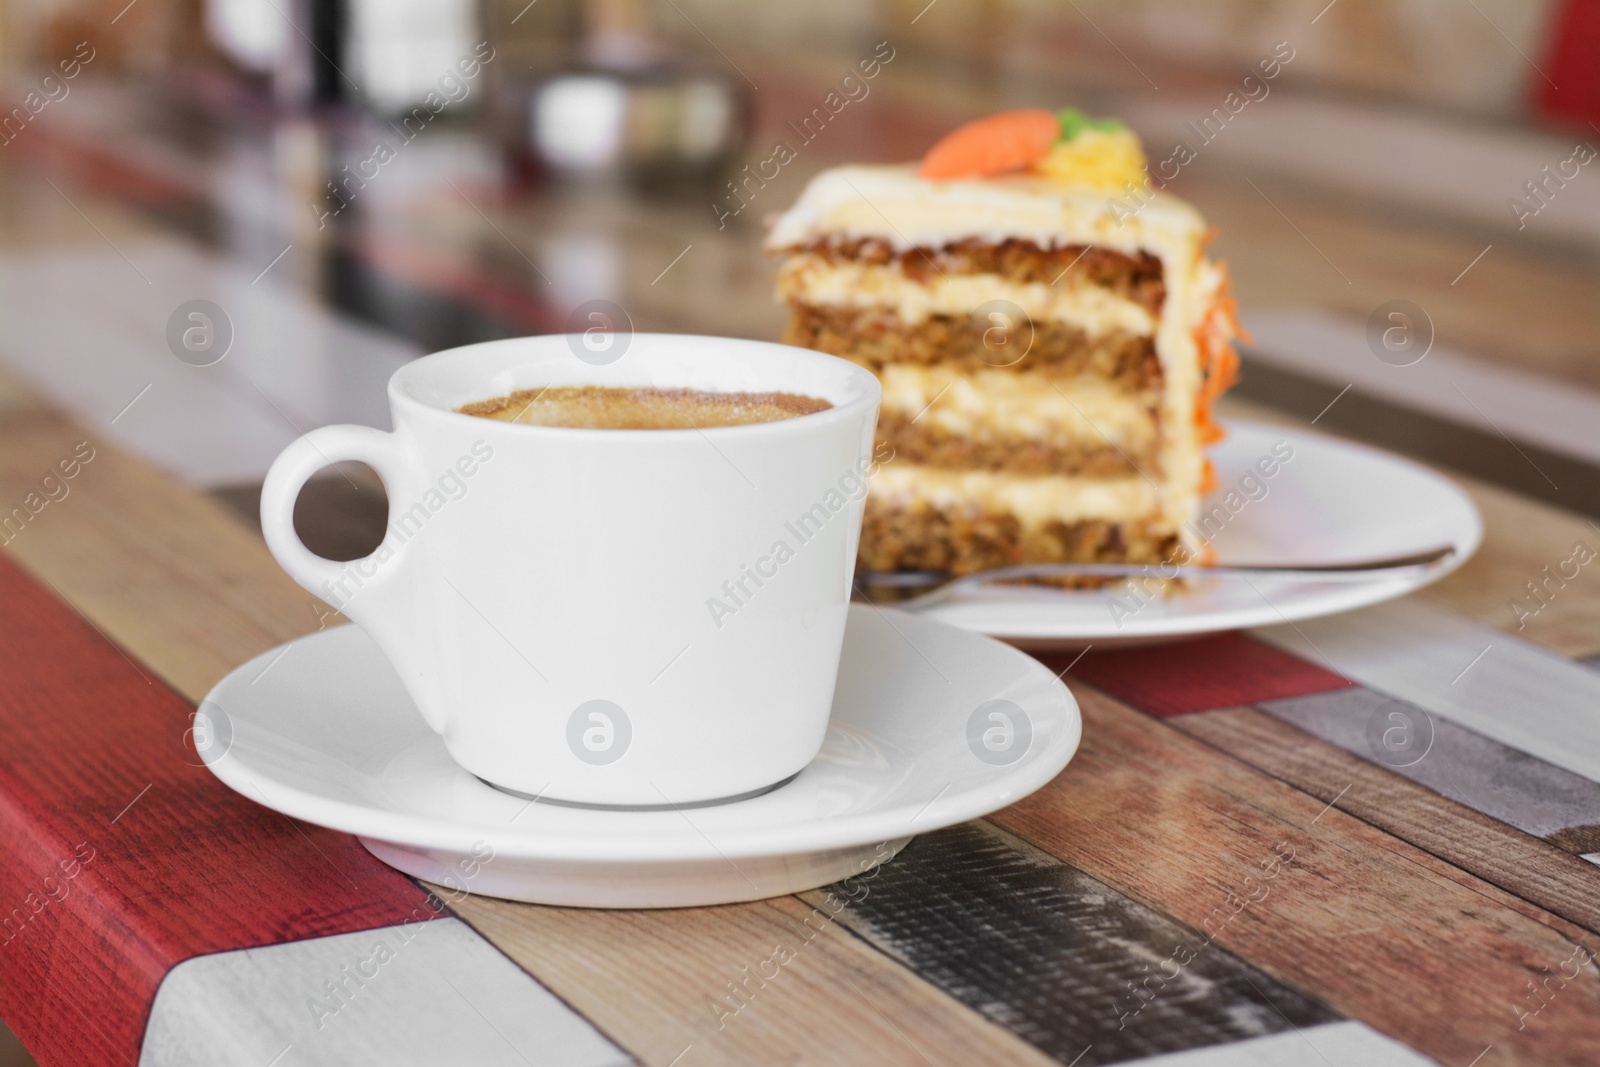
[765,164,1206,258]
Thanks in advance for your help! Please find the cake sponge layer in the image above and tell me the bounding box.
[784,302,1161,389]
[776,236,1165,314]
[859,496,1179,577]
[876,411,1144,477]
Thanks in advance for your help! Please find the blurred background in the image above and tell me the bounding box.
[0,2,1596,1055]
[0,0,1595,542]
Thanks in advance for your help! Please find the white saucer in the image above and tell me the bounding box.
[923,420,1482,650]
[199,605,1080,908]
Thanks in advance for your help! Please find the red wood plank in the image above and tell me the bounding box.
[1044,632,1353,718]
[1536,0,1600,129]
[9,121,198,206]
[0,557,440,1067]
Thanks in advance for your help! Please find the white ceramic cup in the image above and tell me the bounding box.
[260,334,881,806]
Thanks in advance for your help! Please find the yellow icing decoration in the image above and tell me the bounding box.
[1035,126,1147,189]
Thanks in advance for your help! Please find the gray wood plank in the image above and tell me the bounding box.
[807,822,1336,1066]
[1258,686,1600,856]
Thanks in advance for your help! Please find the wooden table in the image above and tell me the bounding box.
[2,51,1599,1067]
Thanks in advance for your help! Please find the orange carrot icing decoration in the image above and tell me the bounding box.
[919,109,1062,179]
[920,108,1143,185]
[1193,261,1246,497]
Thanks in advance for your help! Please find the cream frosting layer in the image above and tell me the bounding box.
[870,463,1164,528]
[878,365,1155,452]
[776,256,1155,336]
[765,164,1206,263]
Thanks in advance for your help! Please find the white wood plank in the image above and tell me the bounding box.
[0,241,418,487]
[1243,308,1600,468]
[139,917,630,1067]
[1254,598,1600,785]
[1123,1021,1438,1066]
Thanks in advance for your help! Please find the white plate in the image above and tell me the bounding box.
[199,605,1080,908]
[922,420,1482,650]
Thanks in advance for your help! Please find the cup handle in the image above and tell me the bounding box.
[260,425,445,732]
[260,424,408,600]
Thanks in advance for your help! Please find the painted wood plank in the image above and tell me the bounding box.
[1174,705,1600,939]
[989,682,1600,1067]
[1257,687,1600,855]
[139,919,628,1067]
[1253,598,1600,784]
[0,557,441,1067]
[1415,476,1600,660]
[1118,1021,1437,1066]
[1051,633,1351,719]
[806,822,1335,1066]
[1113,1017,1440,1067]
[0,399,327,700]
[1227,356,1600,523]
[1244,308,1600,468]
[446,888,1065,1067]
[0,241,418,487]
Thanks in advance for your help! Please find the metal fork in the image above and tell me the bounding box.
[855,545,1458,611]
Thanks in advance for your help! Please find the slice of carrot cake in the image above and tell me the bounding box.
[767,108,1241,577]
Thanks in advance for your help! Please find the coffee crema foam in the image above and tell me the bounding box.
[457,385,832,430]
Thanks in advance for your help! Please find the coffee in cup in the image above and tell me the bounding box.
[457,385,832,430]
